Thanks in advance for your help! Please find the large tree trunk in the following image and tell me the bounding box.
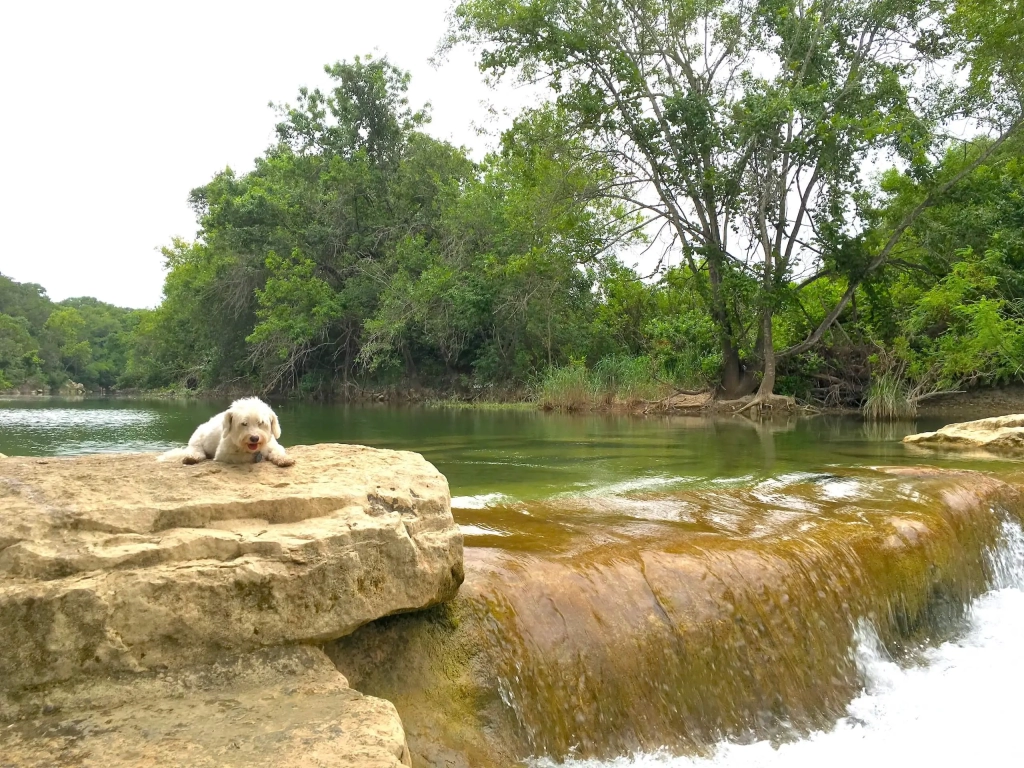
[735,244,791,412]
[754,308,776,398]
[719,339,757,399]
[735,306,794,413]
[708,255,758,399]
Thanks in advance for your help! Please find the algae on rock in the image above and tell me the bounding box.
[329,468,1022,767]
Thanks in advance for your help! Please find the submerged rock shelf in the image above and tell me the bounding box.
[329,467,1023,767]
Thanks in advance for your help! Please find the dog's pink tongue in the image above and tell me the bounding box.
[247,444,259,451]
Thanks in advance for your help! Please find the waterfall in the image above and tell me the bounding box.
[330,470,1024,767]
[530,521,1024,767]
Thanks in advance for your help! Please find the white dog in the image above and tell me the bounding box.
[159,397,295,467]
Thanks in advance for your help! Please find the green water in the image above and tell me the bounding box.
[0,397,1012,507]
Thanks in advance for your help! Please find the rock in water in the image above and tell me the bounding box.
[903,413,1024,454]
[0,444,464,693]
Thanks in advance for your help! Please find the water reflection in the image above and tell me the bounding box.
[1,399,1019,502]
[0,402,177,455]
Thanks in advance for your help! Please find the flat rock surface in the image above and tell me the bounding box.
[903,413,1024,454]
[0,444,463,692]
[0,646,411,768]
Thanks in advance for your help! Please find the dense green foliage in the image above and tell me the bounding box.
[7,0,1023,413]
[857,134,1024,415]
[119,57,651,397]
[0,275,139,392]
[451,0,1024,404]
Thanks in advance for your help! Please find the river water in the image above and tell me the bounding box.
[535,520,1024,767]
[2,397,1022,765]
[0,397,1015,501]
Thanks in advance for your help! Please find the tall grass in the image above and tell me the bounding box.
[537,356,674,410]
[863,370,917,420]
[593,355,670,406]
[537,362,598,411]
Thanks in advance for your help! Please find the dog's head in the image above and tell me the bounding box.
[222,397,281,455]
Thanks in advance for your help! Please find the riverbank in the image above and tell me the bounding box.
[8,383,1024,421]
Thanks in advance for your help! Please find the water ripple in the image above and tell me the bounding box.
[0,408,157,428]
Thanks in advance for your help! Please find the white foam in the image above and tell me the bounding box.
[459,524,511,537]
[532,521,1024,768]
[451,492,516,509]
[710,474,755,486]
[558,475,692,499]
[818,478,864,500]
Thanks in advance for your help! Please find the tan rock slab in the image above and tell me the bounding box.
[0,646,411,768]
[903,413,1024,454]
[0,444,463,692]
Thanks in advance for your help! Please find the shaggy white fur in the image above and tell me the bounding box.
[158,397,295,467]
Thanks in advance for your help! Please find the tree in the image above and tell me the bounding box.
[849,130,1024,409]
[360,105,635,384]
[0,275,53,335]
[142,56,634,397]
[0,313,42,390]
[450,0,1024,404]
[234,57,477,392]
[42,307,91,381]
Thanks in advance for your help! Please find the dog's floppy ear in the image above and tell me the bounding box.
[222,410,234,432]
[270,412,281,439]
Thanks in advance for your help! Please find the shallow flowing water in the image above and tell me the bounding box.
[532,521,1024,767]
[3,397,1023,765]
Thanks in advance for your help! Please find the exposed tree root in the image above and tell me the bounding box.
[733,393,797,415]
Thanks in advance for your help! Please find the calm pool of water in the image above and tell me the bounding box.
[0,397,1012,504]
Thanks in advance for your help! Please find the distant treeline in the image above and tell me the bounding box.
[0,274,140,393]
[4,10,1024,417]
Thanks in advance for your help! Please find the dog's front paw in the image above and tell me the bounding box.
[182,455,200,465]
[271,454,295,467]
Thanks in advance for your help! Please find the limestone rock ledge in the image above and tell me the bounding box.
[0,444,464,693]
[903,413,1024,454]
[0,646,412,767]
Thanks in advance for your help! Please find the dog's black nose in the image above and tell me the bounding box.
[249,436,260,443]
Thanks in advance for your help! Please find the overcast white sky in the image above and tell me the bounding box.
[0,1,539,308]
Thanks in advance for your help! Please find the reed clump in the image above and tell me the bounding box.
[863,370,917,420]
[537,356,674,411]
[537,361,598,411]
